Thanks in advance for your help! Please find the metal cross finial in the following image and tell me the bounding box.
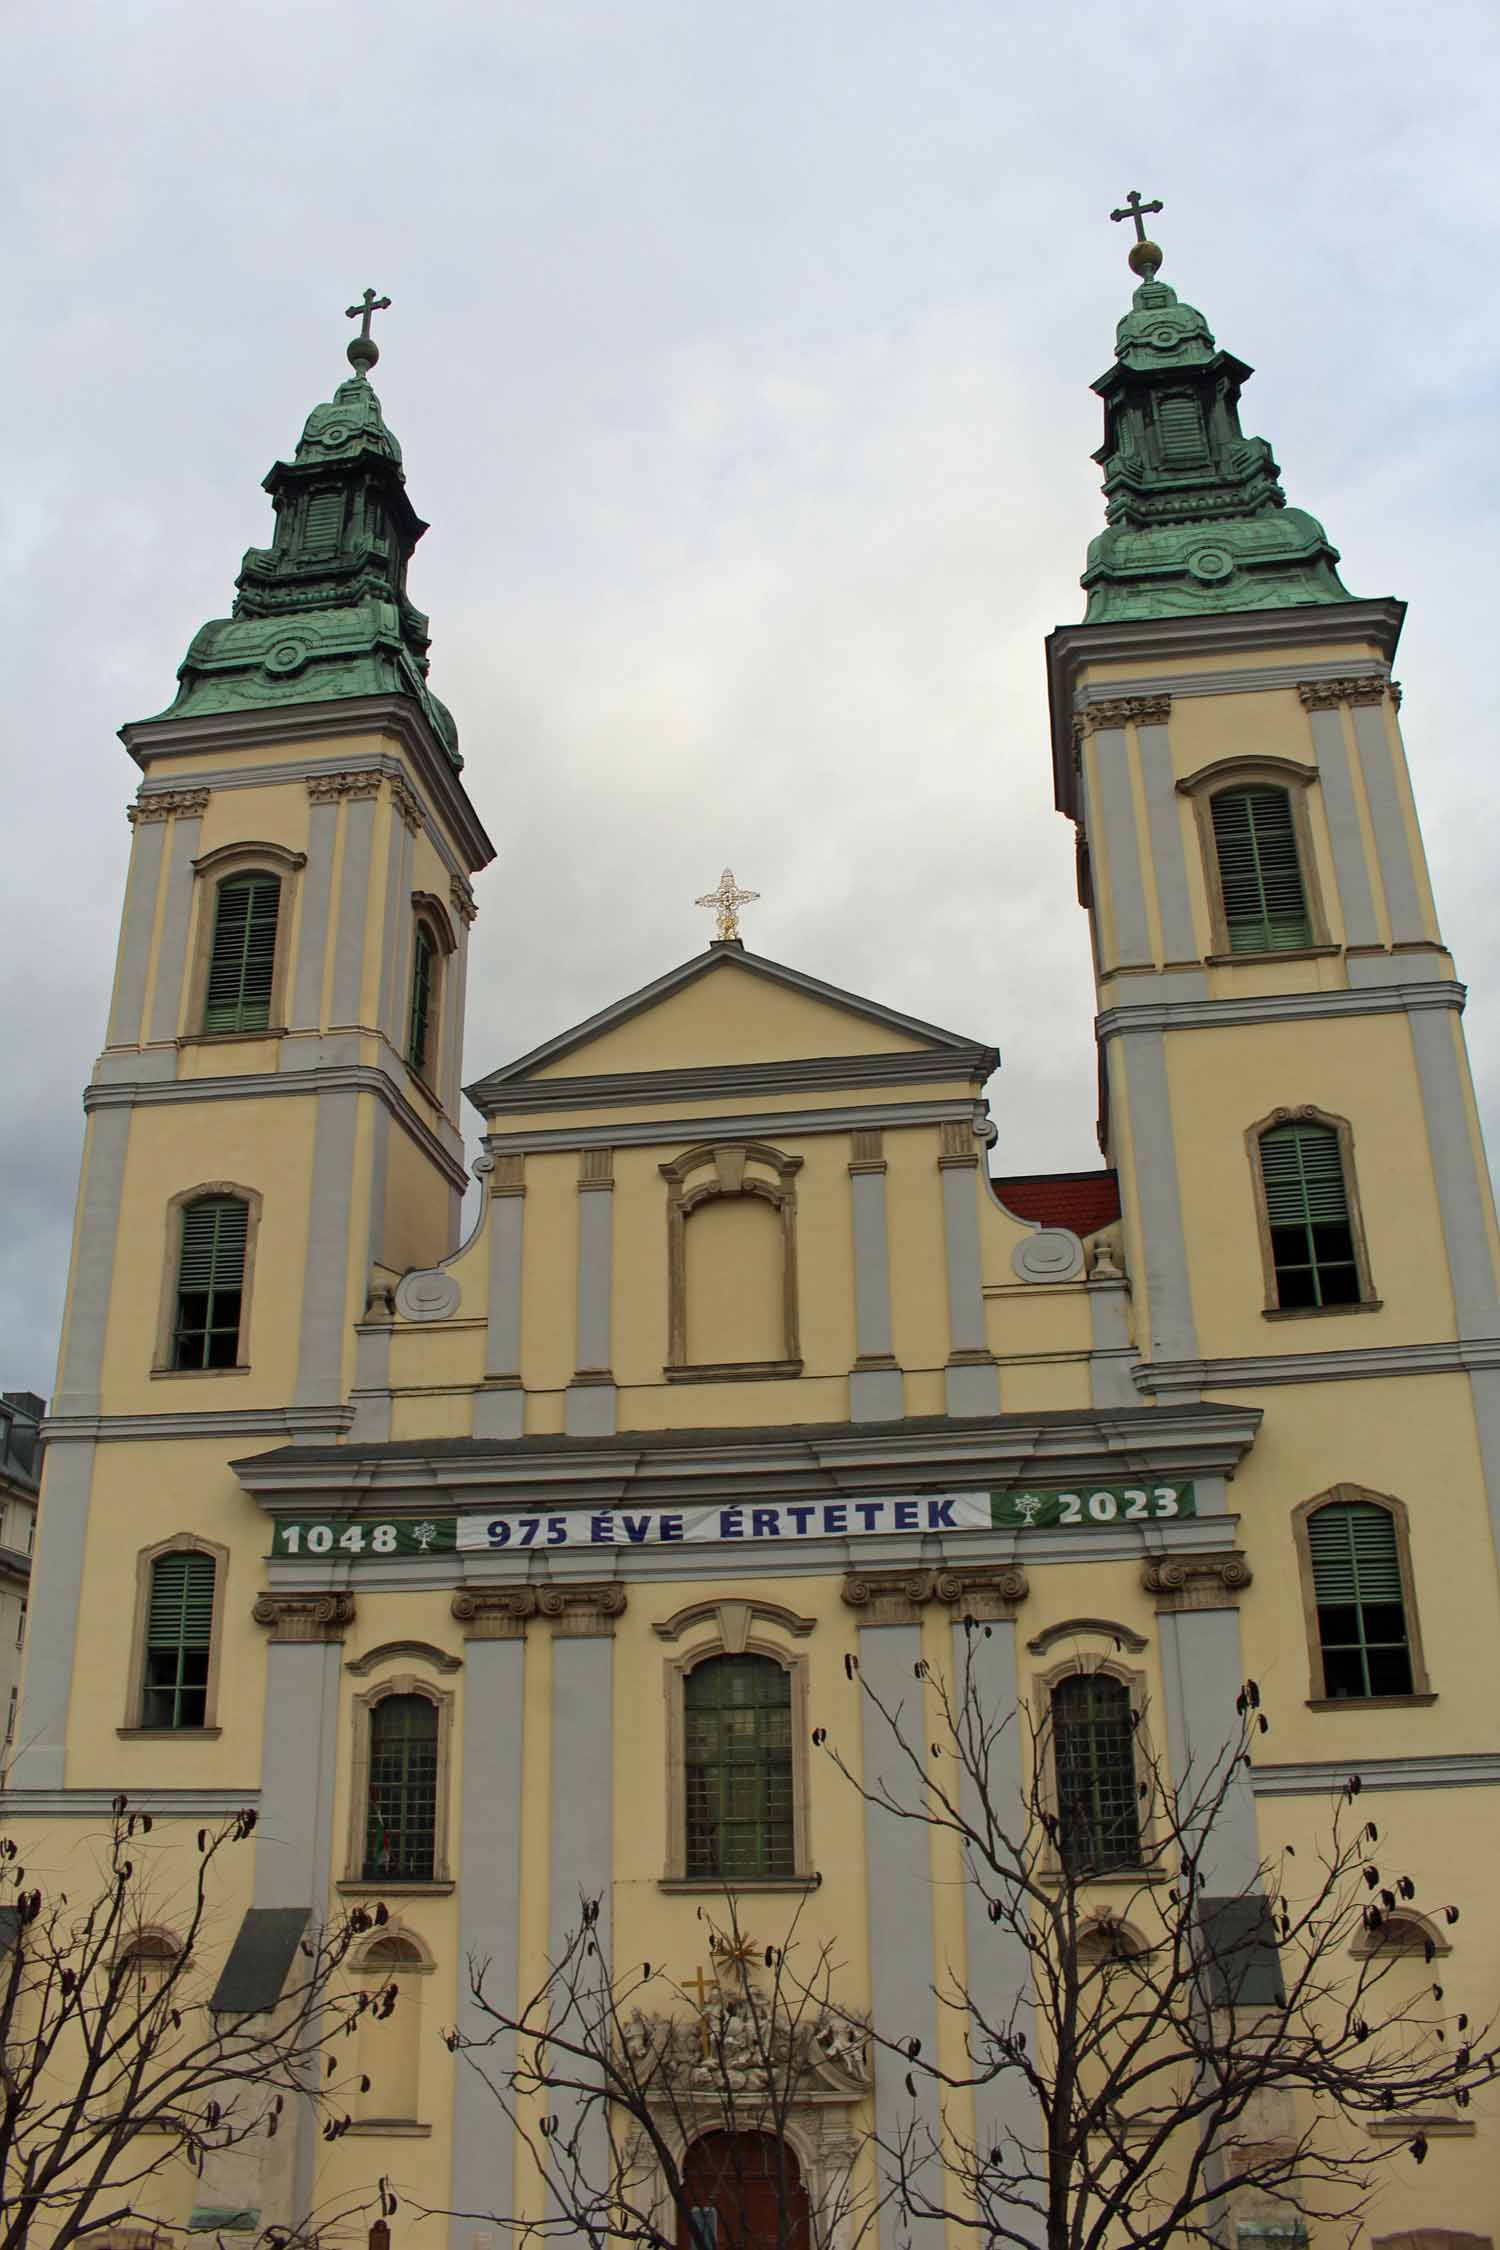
[695,867,760,944]
[345,287,391,375]
[1110,190,1164,244]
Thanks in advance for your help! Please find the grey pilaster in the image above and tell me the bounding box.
[566,1159,616,1437]
[1087,1276,1137,1408]
[442,924,471,1118]
[379,807,415,1050]
[7,1439,95,1789]
[1136,719,1198,963]
[450,1632,527,2250]
[950,1619,1040,2241]
[858,1622,944,2250]
[1304,708,1380,949]
[849,1145,903,1421]
[1115,1031,1197,1364]
[548,1622,614,2222]
[290,798,339,1031]
[293,1090,360,1410]
[1466,1366,1500,1572]
[1154,1600,1259,1895]
[940,1144,999,1416]
[1409,1009,1500,1341]
[329,794,378,1028]
[106,817,167,1047]
[54,1107,132,1418]
[145,810,205,1044]
[1352,702,1428,945]
[349,1321,393,1442]
[1088,726,1151,968]
[475,1172,526,1441]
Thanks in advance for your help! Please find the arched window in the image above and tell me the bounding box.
[1305,1499,1413,1699]
[1051,1673,1141,1873]
[363,1695,439,1881]
[1209,785,1312,953]
[141,1551,215,1729]
[172,1195,249,1368]
[407,922,436,1077]
[684,1655,794,1881]
[203,873,280,1032]
[677,2131,811,2250]
[1257,1117,1362,1310]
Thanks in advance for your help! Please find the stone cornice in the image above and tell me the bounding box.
[1141,1551,1251,1610]
[478,1097,981,1157]
[1136,1335,1500,1393]
[1251,1752,1500,1798]
[127,788,211,825]
[469,1046,995,1122]
[251,1590,355,1642]
[1097,979,1465,1042]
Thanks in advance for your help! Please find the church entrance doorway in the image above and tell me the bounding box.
[677,2129,812,2250]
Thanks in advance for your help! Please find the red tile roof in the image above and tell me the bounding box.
[991,1169,1121,1237]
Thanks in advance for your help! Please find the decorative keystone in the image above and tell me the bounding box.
[251,1590,356,1642]
[1140,1552,1251,1611]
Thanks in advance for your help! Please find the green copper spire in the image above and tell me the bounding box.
[140,291,461,765]
[1079,199,1353,623]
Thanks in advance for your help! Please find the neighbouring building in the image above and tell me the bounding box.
[6,219,1499,2247]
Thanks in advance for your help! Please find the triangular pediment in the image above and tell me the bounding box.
[465,945,995,1116]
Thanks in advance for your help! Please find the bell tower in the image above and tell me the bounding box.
[15,303,494,1788]
[1046,203,1500,1498]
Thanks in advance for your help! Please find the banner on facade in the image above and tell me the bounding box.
[269,1482,1195,1560]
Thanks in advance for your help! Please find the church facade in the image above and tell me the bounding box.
[8,229,1500,2246]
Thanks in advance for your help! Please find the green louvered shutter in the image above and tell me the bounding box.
[1211,787,1312,953]
[1306,1503,1412,1698]
[407,924,435,1076]
[302,490,344,556]
[173,1197,249,1369]
[142,1551,215,1728]
[1258,1123,1361,1309]
[203,875,280,1032]
[1156,392,1209,465]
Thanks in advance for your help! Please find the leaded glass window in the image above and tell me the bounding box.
[172,1196,249,1369]
[1210,787,1312,953]
[364,1695,439,1881]
[684,1655,794,1880]
[407,923,435,1077]
[1051,1673,1141,1873]
[203,873,280,1032]
[1307,1502,1413,1699]
[142,1551,214,1728]
[1259,1122,1361,1309]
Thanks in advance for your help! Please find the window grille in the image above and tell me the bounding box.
[203,874,280,1032]
[1210,787,1312,952]
[684,1655,794,1880]
[1307,1502,1413,1698]
[142,1551,215,1728]
[364,1695,439,1881]
[1259,1123,1360,1308]
[172,1197,249,1369]
[407,923,435,1077]
[1051,1674,1141,1872]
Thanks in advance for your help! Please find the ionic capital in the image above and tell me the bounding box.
[306,769,382,802]
[1077,694,1172,735]
[451,1588,537,1640]
[536,1582,628,1636]
[1296,676,1391,711]
[251,1590,356,1642]
[127,788,211,825]
[1140,1551,1252,1612]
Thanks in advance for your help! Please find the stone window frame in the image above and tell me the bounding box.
[339,1670,456,1895]
[1347,1904,1451,1961]
[182,840,307,1044]
[660,1141,804,1381]
[1291,1484,1433,1709]
[1245,1104,1379,1320]
[1176,755,1334,964]
[405,891,456,1097]
[346,1920,438,2137]
[120,1532,230,1738]
[658,1600,815,1891]
[151,1181,264,1377]
[1030,1647,1160,1884]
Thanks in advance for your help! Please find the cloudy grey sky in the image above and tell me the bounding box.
[4,0,1498,1392]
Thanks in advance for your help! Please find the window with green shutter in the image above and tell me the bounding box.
[684,1655,795,1880]
[407,923,435,1077]
[364,1695,439,1881]
[1051,1673,1142,1872]
[203,874,280,1033]
[173,1196,249,1369]
[1258,1122,1361,1309]
[1210,787,1312,953]
[1306,1502,1413,1698]
[142,1550,215,1728]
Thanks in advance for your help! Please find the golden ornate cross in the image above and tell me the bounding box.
[695,867,760,944]
[681,1963,718,2010]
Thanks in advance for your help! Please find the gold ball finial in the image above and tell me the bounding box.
[1128,238,1163,279]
